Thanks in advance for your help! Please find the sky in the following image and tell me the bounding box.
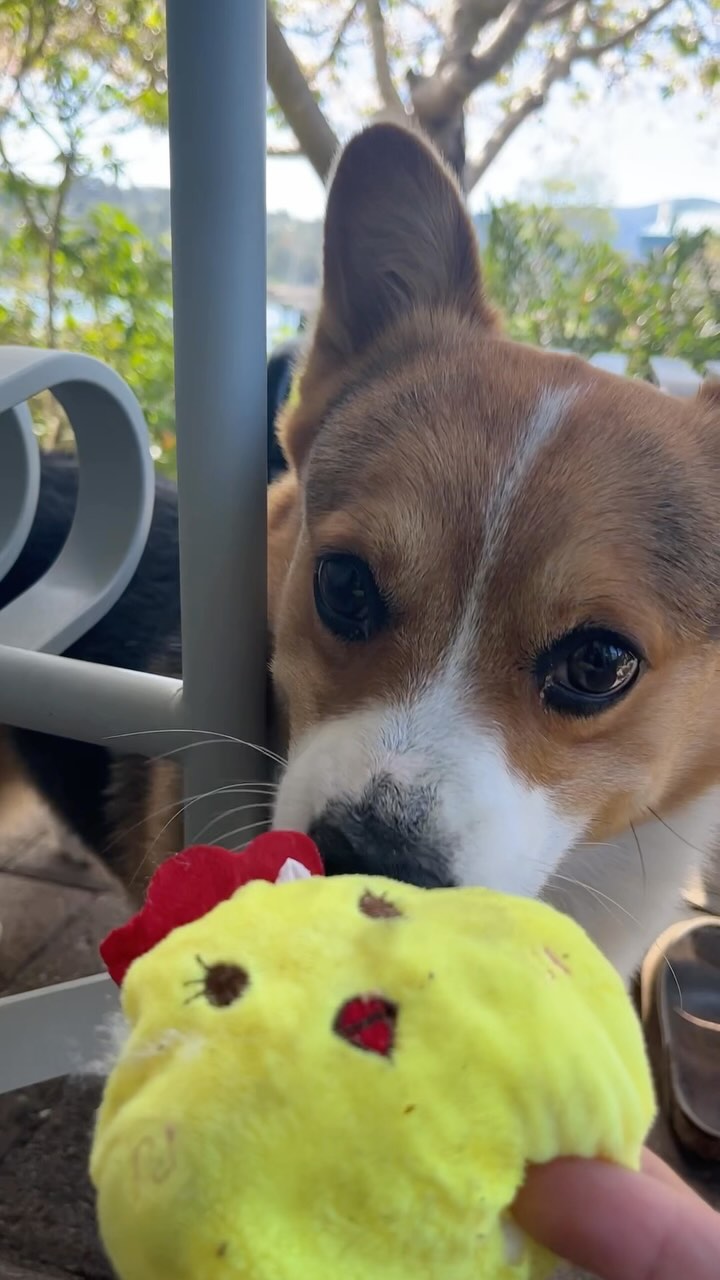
[113,73,720,219]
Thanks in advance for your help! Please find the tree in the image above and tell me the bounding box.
[60,205,176,470]
[0,200,177,467]
[484,201,720,373]
[0,1,715,480]
[267,0,720,190]
[0,1,170,451]
[0,1,166,348]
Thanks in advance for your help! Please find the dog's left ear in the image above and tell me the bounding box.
[280,123,494,469]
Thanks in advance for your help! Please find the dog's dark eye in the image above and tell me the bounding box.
[536,628,642,716]
[314,553,387,642]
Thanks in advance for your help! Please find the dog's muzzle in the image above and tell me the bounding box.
[307,774,454,888]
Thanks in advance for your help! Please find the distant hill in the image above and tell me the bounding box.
[0,177,325,287]
[65,177,172,240]
[0,177,717,285]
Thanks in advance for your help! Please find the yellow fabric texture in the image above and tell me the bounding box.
[90,875,655,1280]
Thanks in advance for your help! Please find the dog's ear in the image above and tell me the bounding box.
[320,122,489,355]
[280,123,492,469]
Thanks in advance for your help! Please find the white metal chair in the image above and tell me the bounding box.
[0,0,268,1093]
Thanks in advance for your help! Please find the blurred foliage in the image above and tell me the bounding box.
[61,205,176,469]
[0,201,177,471]
[0,0,172,465]
[0,1,716,480]
[485,202,720,375]
[267,212,322,286]
[0,0,167,128]
[1,185,717,475]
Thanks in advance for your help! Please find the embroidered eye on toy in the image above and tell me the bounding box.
[90,831,655,1280]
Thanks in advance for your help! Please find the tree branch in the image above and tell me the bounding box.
[267,5,339,181]
[464,87,545,189]
[578,0,675,60]
[411,0,547,122]
[443,0,511,61]
[45,150,75,351]
[314,0,361,74]
[15,80,65,155]
[0,135,43,237]
[463,0,673,191]
[16,0,56,79]
[365,0,406,116]
[405,0,446,41]
[538,0,580,24]
[470,0,553,83]
[465,2,588,190]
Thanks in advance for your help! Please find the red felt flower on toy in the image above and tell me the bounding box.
[100,831,323,986]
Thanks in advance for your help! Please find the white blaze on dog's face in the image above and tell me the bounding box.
[268,123,720,898]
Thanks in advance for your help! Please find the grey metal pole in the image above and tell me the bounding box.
[0,645,183,752]
[166,0,269,843]
[0,975,118,1095]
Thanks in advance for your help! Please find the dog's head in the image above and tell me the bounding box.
[268,123,720,895]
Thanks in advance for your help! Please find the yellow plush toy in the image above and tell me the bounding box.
[91,832,655,1280]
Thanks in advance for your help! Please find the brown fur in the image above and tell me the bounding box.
[270,121,720,862]
[6,122,718,909]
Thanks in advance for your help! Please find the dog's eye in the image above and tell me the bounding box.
[314,554,387,642]
[536,628,642,716]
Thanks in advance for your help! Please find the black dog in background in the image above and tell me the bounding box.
[0,341,298,862]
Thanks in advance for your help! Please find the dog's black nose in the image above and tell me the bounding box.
[308,800,453,889]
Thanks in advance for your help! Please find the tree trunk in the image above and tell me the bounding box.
[267,9,339,182]
[407,71,467,183]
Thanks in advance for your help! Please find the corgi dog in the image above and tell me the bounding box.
[267,122,720,983]
[5,123,718,986]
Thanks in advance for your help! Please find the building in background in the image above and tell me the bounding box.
[640,200,720,254]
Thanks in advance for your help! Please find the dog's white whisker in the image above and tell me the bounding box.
[629,821,648,896]
[565,839,625,854]
[128,786,275,886]
[104,727,287,770]
[104,783,278,857]
[214,818,273,848]
[150,739,283,772]
[548,872,628,927]
[192,801,276,843]
[548,871,683,1006]
[548,873,636,923]
[644,806,708,859]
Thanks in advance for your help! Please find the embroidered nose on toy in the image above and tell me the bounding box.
[333,995,398,1058]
